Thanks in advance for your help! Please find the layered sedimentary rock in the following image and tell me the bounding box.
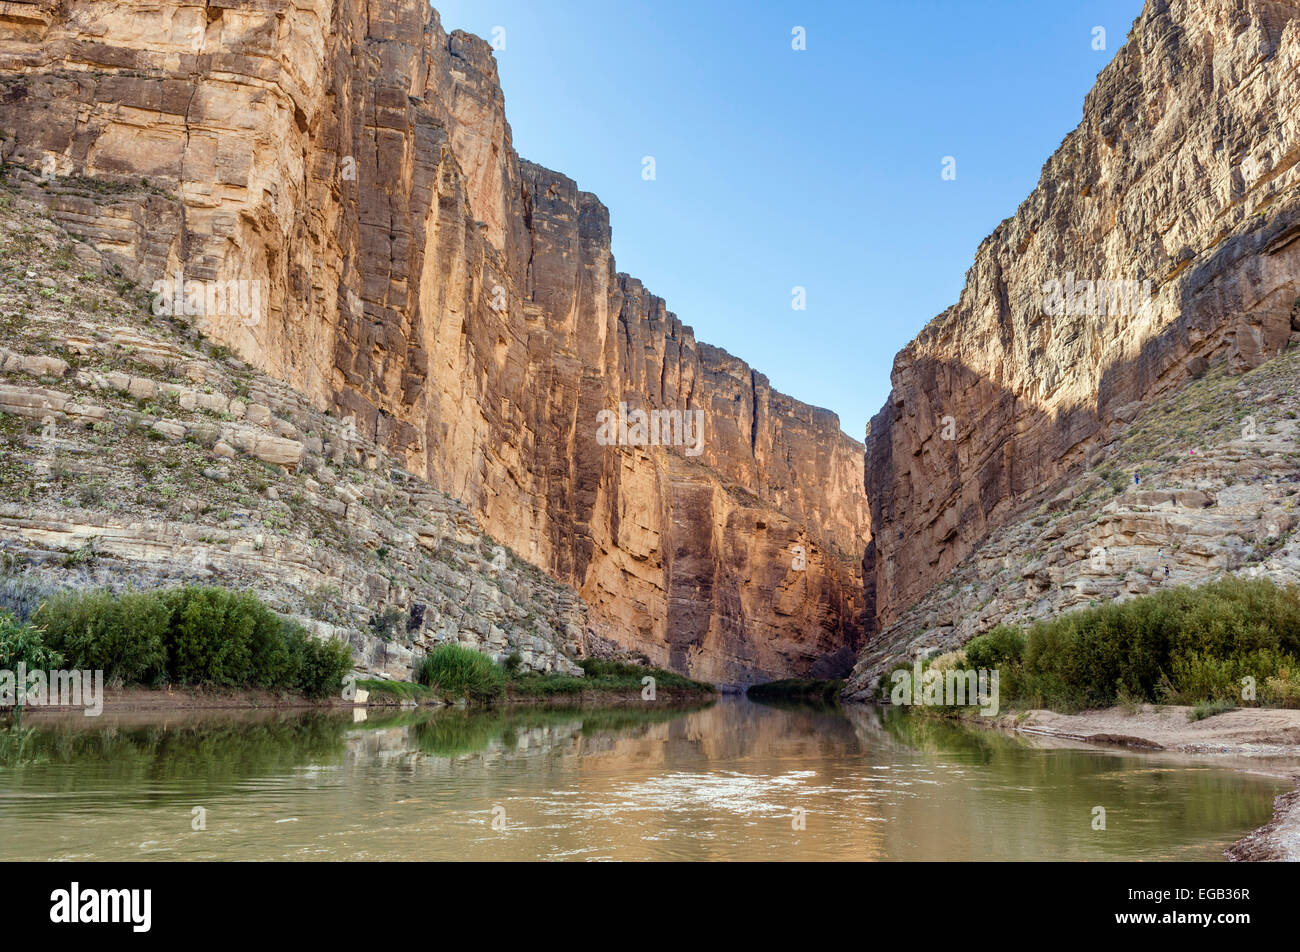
[863,0,1300,634]
[0,187,589,680]
[846,349,1300,697]
[0,0,868,686]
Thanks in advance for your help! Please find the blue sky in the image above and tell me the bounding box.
[432,0,1143,440]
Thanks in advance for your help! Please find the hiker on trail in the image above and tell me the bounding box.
[1164,565,1170,579]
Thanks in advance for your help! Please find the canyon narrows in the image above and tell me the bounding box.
[0,0,868,688]
[2,0,1299,697]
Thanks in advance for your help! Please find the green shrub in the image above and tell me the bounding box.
[161,587,258,686]
[963,625,1025,670]
[1188,698,1237,722]
[289,625,354,699]
[38,590,167,686]
[1264,668,1300,708]
[505,672,587,696]
[0,612,63,671]
[29,585,353,697]
[250,611,297,689]
[951,577,1300,712]
[578,657,710,691]
[418,645,506,702]
[1163,648,1289,705]
[356,678,435,702]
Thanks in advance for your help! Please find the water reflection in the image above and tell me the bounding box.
[0,699,1288,861]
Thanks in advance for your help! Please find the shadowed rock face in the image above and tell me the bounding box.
[0,0,869,688]
[862,0,1300,636]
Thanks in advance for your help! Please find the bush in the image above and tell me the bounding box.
[418,645,505,702]
[29,585,353,697]
[578,657,711,691]
[952,577,1300,712]
[1188,699,1237,722]
[0,612,63,671]
[161,587,259,686]
[288,625,354,699]
[963,625,1026,670]
[38,590,167,686]
[1264,668,1300,708]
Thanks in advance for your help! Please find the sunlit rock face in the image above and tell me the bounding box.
[0,0,870,687]
[861,0,1300,637]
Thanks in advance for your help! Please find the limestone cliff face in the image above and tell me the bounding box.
[0,0,868,687]
[863,0,1300,633]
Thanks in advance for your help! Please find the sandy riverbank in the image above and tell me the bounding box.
[993,704,1300,861]
[2,685,353,716]
[995,704,1300,754]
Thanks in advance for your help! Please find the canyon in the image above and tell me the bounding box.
[0,0,867,688]
[2,0,1299,697]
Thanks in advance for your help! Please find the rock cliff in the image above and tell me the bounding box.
[861,0,1300,645]
[0,0,868,687]
[0,183,588,680]
[847,345,1300,697]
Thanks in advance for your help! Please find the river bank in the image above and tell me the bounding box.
[836,699,1300,860]
[1,677,718,718]
[993,704,1300,755]
[1,685,353,716]
[991,704,1300,861]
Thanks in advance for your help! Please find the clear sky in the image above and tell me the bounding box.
[432,0,1143,441]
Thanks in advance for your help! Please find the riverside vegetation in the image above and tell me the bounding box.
[359,644,716,706]
[0,584,715,708]
[0,585,353,699]
[889,576,1300,715]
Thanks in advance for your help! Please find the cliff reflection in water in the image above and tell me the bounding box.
[0,700,1285,861]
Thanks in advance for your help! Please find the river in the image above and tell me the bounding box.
[0,698,1289,860]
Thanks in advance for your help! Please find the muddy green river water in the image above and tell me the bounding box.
[0,698,1289,860]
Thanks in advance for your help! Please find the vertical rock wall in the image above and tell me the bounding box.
[0,0,869,687]
[863,0,1300,632]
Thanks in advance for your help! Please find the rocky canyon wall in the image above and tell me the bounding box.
[864,0,1300,633]
[0,0,868,687]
